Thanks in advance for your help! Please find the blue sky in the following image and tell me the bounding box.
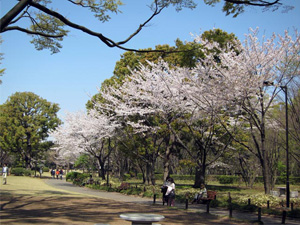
[1,0,300,119]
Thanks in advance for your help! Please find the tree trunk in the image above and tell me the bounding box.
[163,145,172,181]
[97,158,106,180]
[261,107,272,194]
[261,160,272,194]
[194,166,205,188]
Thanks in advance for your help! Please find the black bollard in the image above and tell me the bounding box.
[291,203,294,211]
[185,199,189,210]
[258,207,262,223]
[267,200,270,209]
[282,210,286,224]
[153,194,156,204]
[206,201,210,214]
[228,195,233,218]
[248,198,251,205]
[229,205,233,218]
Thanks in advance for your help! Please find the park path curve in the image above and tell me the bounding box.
[44,178,300,225]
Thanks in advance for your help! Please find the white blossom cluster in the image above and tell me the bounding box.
[51,28,300,159]
[50,109,120,157]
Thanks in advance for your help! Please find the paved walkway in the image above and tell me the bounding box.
[45,178,300,225]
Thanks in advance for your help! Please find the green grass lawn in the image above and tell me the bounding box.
[0,175,81,197]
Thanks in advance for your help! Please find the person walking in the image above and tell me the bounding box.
[161,176,170,205]
[2,164,9,185]
[56,169,60,179]
[59,168,63,180]
[51,168,55,179]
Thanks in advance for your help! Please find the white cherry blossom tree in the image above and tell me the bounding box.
[189,28,300,193]
[50,109,120,179]
[98,28,300,191]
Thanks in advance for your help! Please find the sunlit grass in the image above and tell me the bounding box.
[0,175,81,197]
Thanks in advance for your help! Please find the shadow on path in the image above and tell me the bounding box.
[43,178,300,225]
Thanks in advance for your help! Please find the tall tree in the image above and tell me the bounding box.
[0,92,61,168]
[101,28,300,194]
[88,29,238,183]
[186,28,300,194]
[51,109,120,179]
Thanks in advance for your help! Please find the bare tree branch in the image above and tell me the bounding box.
[225,0,281,7]
[2,26,64,38]
[117,0,166,45]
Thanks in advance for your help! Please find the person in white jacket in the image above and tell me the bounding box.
[165,177,175,206]
[191,183,207,204]
[2,164,8,185]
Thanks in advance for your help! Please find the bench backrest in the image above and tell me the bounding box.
[207,190,217,199]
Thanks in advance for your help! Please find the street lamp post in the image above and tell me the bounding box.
[263,82,290,208]
[282,85,290,208]
[107,137,111,186]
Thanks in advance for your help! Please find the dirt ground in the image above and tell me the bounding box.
[0,195,250,225]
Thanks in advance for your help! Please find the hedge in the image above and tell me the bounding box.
[10,167,32,176]
[255,176,300,185]
[66,171,90,185]
[135,173,194,181]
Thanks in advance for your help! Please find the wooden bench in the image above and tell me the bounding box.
[197,190,217,204]
[118,182,130,191]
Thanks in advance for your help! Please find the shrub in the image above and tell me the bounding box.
[11,167,31,176]
[66,171,89,185]
[123,174,131,181]
[137,173,144,180]
[66,171,81,181]
[236,193,280,207]
[217,175,236,184]
[42,167,50,173]
[254,176,300,184]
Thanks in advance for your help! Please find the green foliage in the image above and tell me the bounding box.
[217,175,238,184]
[203,0,288,17]
[0,37,5,84]
[31,166,49,173]
[66,171,90,185]
[0,92,61,168]
[42,167,50,172]
[236,193,280,208]
[30,14,69,54]
[11,167,32,176]
[254,176,300,185]
[66,171,82,181]
[277,161,286,176]
[123,173,131,181]
[74,154,93,171]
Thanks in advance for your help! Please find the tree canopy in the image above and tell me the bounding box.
[86,28,238,109]
[0,92,61,168]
